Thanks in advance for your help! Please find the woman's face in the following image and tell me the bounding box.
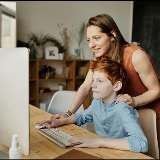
[87,25,113,58]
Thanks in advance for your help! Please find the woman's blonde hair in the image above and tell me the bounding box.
[87,14,128,63]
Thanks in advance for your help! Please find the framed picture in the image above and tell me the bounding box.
[45,46,59,59]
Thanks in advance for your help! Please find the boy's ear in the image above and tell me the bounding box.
[113,81,122,91]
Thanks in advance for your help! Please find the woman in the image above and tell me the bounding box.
[52,14,160,151]
[53,14,160,117]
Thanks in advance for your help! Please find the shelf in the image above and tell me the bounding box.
[29,59,91,109]
[39,90,58,95]
[29,97,37,100]
[75,76,86,79]
[29,79,37,81]
[39,74,72,80]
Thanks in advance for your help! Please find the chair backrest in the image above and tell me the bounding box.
[47,90,87,129]
[138,108,159,159]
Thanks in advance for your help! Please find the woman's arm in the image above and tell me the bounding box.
[116,49,160,107]
[132,49,160,106]
[51,69,93,119]
[68,69,93,113]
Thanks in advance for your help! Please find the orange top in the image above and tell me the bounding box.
[121,44,160,119]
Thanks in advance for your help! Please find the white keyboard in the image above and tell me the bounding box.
[36,127,74,149]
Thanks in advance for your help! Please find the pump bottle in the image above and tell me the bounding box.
[9,134,22,159]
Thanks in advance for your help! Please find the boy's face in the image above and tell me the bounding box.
[91,71,116,104]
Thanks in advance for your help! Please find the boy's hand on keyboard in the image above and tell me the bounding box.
[69,137,101,148]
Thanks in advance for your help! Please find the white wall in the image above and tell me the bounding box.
[16,1,133,60]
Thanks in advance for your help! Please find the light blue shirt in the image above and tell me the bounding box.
[73,98,148,153]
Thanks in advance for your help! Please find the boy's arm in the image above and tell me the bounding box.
[70,103,148,152]
[69,137,130,151]
[116,103,148,152]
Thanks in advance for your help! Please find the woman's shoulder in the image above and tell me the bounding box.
[122,43,142,54]
[122,43,149,62]
[132,47,150,62]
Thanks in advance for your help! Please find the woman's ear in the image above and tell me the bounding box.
[113,81,122,91]
[111,31,116,42]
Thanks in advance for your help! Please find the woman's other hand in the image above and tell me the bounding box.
[37,117,62,128]
[116,94,135,107]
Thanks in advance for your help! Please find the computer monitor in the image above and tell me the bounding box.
[0,48,29,157]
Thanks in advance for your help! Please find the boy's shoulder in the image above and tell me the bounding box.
[114,102,134,112]
[114,102,139,120]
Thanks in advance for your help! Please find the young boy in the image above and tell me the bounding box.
[37,59,148,153]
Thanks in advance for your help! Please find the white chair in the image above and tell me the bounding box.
[47,90,87,129]
[138,108,159,159]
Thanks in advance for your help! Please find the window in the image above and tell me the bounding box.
[0,1,16,48]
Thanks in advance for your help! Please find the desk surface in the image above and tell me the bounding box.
[0,105,153,159]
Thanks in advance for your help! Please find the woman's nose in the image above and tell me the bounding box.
[89,40,96,49]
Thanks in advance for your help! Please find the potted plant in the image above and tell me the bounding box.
[39,65,56,79]
[58,44,66,60]
[27,32,66,59]
[57,44,65,53]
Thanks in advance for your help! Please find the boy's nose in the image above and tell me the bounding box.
[91,81,96,88]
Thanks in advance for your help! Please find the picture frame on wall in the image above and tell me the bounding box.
[45,46,59,59]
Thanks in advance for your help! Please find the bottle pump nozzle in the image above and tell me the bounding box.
[9,134,22,159]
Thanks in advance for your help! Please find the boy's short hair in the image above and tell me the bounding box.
[90,58,127,85]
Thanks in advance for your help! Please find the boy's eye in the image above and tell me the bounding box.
[97,80,102,83]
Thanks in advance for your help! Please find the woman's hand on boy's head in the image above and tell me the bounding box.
[116,94,135,107]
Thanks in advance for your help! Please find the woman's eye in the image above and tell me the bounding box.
[87,39,90,43]
[95,37,100,40]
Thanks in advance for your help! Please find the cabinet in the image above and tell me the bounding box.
[29,59,91,109]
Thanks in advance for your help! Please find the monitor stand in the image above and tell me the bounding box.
[0,150,9,159]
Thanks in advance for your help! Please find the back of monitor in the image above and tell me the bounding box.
[0,48,29,156]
